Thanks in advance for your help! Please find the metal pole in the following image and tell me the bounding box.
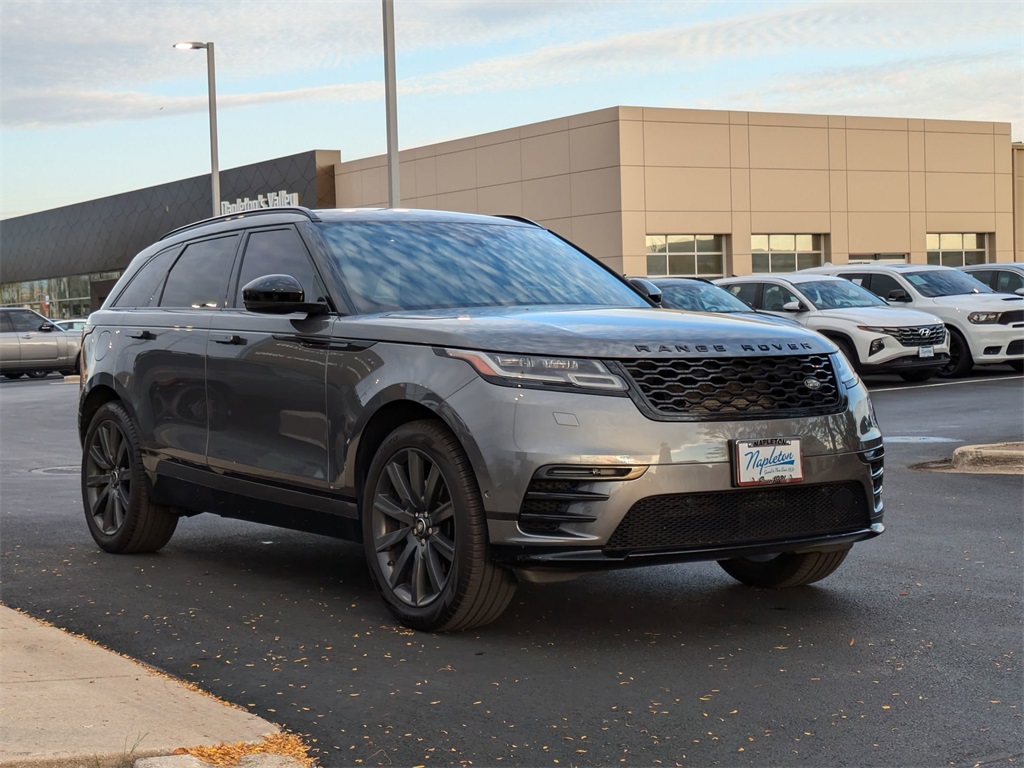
[206,42,221,217]
[382,0,400,208]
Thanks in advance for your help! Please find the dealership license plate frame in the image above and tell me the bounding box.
[733,437,804,487]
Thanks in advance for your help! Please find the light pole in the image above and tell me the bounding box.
[173,41,220,218]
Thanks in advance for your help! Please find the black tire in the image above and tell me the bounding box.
[362,419,516,632]
[62,353,81,377]
[81,401,178,553]
[937,328,973,378]
[832,338,860,370]
[718,547,851,588]
[1010,360,1023,373]
[3,373,26,380]
[26,371,49,379]
[899,369,936,383]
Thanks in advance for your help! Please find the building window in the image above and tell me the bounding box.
[751,234,824,273]
[926,233,987,267]
[0,271,121,318]
[645,235,726,278]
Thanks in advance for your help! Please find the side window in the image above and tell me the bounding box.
[868,274,904,301]
[159,235,240,308]
[762,284,799,311]
[995,271,1023,294]
[112,247,180,308]
[839,272,869,287]
[8,310,47,332]
[0,313,14,332]
[967,270,993,290]
[726,282,760,308]
[233,228,321,307]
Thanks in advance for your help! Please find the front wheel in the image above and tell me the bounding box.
[82,401,178,553]
[718,547,851,588]
[1010,360,1023,373]
[899,369,936,383]
[26,371,49,379]
[937,328,973,378]
[362,420,516,632]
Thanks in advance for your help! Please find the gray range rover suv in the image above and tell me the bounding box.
[79,207,884,631]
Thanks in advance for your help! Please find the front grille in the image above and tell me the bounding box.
[888,324,946,347]
[604,482,870,554]
[999,310,1024,325]
[1007,339,1024,355]
[617,354,841,421]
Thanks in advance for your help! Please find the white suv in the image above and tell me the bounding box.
[716,273,949,382]
[803,264,1024,376]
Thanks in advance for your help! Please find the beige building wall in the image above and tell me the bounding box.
[334,106,1016,276]
[1014,143,1024,261]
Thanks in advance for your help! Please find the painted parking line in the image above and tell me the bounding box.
[871,374,1022,393]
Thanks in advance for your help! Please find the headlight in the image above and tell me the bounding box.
[831,350,860,389]
[968,312,1001,324]
[442,349,628,393]
[856,325,889,335]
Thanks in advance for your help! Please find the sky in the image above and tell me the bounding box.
[1,0,1022,220]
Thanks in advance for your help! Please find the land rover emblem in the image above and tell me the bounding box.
[804,377,822,390]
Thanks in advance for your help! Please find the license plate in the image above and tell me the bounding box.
[918,346,934,358]
[734,438,803,486]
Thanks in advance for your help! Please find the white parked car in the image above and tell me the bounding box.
[959,263,1024,297]
[716,273,949,382]
[803,264,1024,376]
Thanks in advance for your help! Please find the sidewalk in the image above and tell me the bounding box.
[0,606,306,768]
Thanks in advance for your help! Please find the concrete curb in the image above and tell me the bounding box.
[951,442,1024,473]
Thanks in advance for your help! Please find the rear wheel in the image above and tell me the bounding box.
[937,328,973,378]
[362,420,516,632]
[82,401,178,553]
[718,547,851,588]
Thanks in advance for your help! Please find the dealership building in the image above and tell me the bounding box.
[2,105,1022,317]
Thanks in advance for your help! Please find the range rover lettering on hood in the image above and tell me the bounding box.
[635,341,816,353]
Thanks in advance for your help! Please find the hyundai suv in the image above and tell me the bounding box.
[79,207,884,631]
[715,274,949,382]
[804,264,1024,376]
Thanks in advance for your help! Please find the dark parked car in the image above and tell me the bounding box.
[79,207,885,631]
[959,263,1024,297]
[0,307,82,379]
[649,277,802,327]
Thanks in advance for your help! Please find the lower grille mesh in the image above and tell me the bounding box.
[604,482,869,553]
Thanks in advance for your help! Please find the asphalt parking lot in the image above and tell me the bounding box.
[1,370,1021,767]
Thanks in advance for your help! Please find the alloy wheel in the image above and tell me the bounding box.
[84,420,131,535]
[370,447,456,608]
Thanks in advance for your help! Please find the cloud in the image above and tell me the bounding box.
[1,0,1020,134]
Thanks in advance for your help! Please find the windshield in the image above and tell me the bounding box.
[317,221,648,313]
[658,282,755,313]
[904,269,994,298]
[798,280,888,310]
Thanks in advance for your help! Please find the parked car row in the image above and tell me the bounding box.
[651,264,1023,379]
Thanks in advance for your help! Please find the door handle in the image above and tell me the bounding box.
[211,333,246,346]
[128,330,157,340]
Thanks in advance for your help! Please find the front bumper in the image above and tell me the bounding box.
[963,323,1024,364]
[443,374,884,575]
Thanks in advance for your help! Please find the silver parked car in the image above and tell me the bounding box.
[0,308,82,379]
[79,207,885,631]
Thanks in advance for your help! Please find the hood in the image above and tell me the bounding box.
[928,293,1024,311]
[817,305,943,326]
[334,306,835,359]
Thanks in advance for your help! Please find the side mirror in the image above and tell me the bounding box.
[781,300,805,312]
[1015,287,1024,297]
[887,289,910,302]
[242,274,328,315]
[627,277,663,306]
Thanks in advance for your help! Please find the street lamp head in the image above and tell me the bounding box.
[173,41,209,50]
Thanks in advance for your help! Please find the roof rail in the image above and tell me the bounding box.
[160,206,321,240]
